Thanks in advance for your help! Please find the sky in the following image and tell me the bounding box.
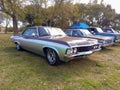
[103,0,120,14]
[74,0,120,14]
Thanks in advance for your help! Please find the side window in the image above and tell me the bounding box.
[22,28,37,36]
[38,28,49,36]
[104,29,112,33]
[72,30,81,37]
[65,30,72,36]
[88,28,96,35]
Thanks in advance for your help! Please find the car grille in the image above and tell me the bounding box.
[105,40,113,44]
[77,44,100,52]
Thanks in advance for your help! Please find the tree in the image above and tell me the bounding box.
[22,0,50,26]
[93,0,98,4]
[100,0,104,4]
[0,0,25,35]
[46,0,74,28]
[25,14,34,26]
[3,13,11,34]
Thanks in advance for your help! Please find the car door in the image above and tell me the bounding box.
[20,27,39,53]
[35,27,51,55]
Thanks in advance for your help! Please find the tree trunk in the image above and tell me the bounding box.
[12,13,18,35]
[5,26,8,34]
[5,18,10,34]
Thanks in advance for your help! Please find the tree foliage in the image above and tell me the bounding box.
[0,0,25,35]
[1,0,120,32]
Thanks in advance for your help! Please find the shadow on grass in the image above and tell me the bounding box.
[99,47,113,53]
[112,43,120,47]
[2,46,99,82]
[3,46,98,69]
[3,46,97,64]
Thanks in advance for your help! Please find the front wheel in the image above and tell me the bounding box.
[46,48,62,65]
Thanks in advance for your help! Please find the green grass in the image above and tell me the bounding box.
[0,34,120,90]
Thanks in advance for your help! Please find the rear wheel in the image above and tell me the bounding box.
[46,48,62,65]
[16,44,22,51]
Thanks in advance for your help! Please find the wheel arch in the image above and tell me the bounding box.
[43,46,60,56]
[14,41,20,45]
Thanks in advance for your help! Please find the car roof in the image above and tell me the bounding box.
[27,26,60,29]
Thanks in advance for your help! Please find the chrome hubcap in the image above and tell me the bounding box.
[47,49,56,63]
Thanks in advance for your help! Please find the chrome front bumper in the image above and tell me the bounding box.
[92,48,101,52]
[64,51,93,61]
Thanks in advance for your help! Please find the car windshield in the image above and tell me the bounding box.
[96,28,104,33]
[46,27,66,36]
[80,29,93,36]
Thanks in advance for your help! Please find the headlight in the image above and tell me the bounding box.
[73,48,77,53]
[98,39,105,44]
[66,48,77,55]
[93,45,98,49]
[66,49,73,55]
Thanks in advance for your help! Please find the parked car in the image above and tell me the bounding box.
[87,27,120,43]
[65,29,114,47]
[103,28,119,33]
[11,26,101,65]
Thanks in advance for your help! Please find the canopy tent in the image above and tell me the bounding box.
[70,22,89,29]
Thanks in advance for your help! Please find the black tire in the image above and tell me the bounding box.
[16,44,22,51]
[45,48,62,65]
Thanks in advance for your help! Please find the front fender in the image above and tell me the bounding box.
[43,45,68,61]
[43,46,59,55]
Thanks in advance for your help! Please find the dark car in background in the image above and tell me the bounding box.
[103,28,119,33]
[65,29,114,47]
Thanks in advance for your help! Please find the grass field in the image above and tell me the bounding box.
[0,34,120,90]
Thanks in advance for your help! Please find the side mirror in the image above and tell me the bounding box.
[32,33,38,37]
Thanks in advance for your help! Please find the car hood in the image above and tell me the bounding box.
[89,35,114,40]
[100,32,120,36]
[42,36,98,47]
[99,33,120,39]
